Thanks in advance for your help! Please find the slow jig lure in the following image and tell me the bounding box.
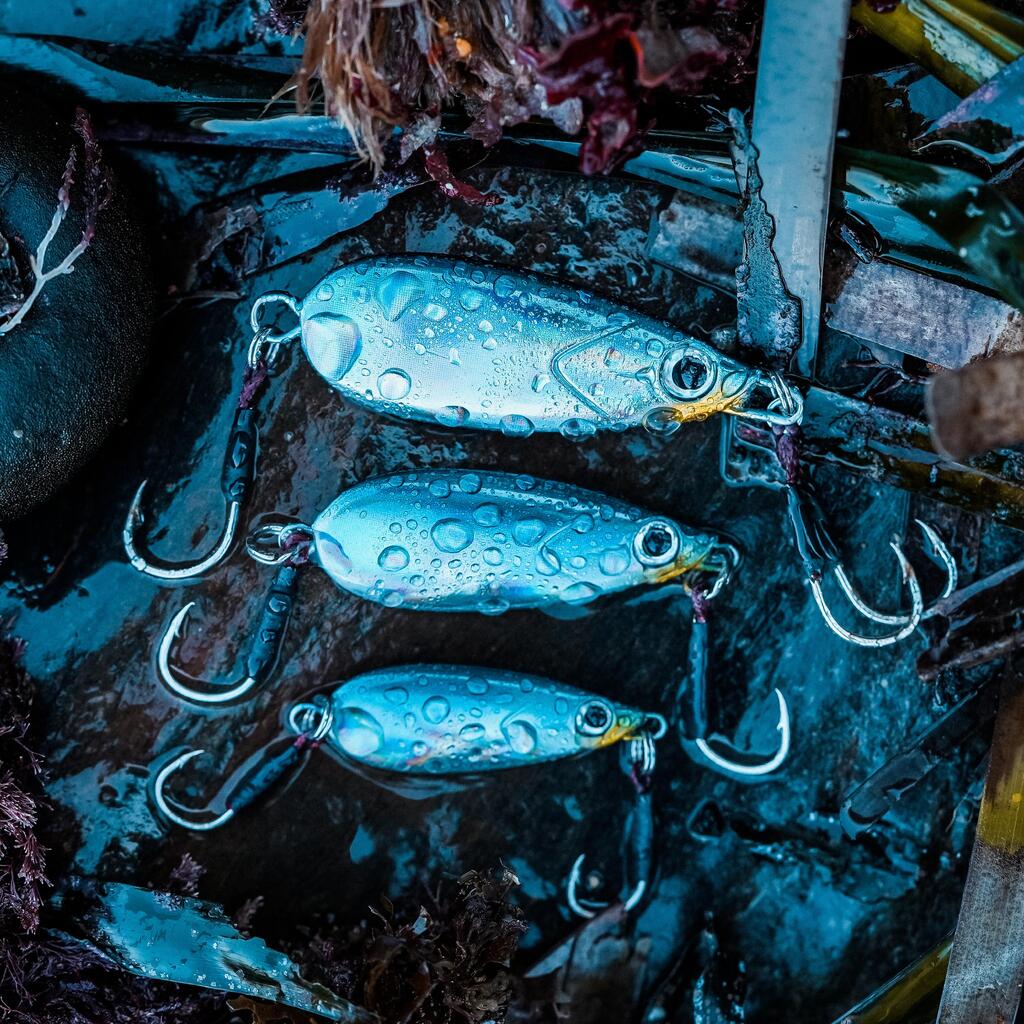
[124,254,953,646]
[154,667,667,915]
[151,665,731,916]
[156,467,741,703]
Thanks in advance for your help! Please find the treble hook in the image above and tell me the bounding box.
[676,589,790,778]
[787,485,955,647]
[157,562,301,704]
[567,732,657,919]
[151,698,331,830]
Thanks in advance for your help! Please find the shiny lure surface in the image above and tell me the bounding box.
[123,254,801,581]
[308,468,726,615]
[292,255,802,438]
[157,469,738,704]
[151,664,668,830]
[320,664,664,773]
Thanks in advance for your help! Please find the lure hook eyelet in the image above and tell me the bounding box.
[123,480,243,581]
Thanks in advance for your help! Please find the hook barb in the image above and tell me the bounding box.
[694,688,790,777]
[152,749,235,831]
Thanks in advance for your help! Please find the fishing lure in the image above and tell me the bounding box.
[156,467,740,702]
[150,665,722,916]
[124,254,953,646]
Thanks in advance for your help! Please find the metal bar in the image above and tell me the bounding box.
[752,0,851,378]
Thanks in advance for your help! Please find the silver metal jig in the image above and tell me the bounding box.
[150,669,663,830]
[154,469,737,704]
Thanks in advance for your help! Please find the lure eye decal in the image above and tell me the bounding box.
[575,699,614,737]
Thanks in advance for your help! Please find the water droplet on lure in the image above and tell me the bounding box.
[460,723,486,742]
[483,546,503,566]
[643,407,680,436]
[502,718,538,754]
[377,270,425,320]
[431,518,473,553]
[499,414,535,437]
[560,418,597,440]
[423,302,447,321]
[513,517,546,545]
[423,695,451,724]
[459,472,482,494]
[494,274,518,300]
[336,707,385,757]
[531,373,550,393]
[562,582,599,604]
[378,369,412,400]
[429,478,451,498]
[385,686,408,705]
[378,545,410,571]
[436,406,469,427]
[460,288,486,311]
[599,547,630,575]
[473,503,500,527]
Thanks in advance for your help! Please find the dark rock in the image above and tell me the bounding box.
[0,88,152,519]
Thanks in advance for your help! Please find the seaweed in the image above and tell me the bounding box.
[281,868,527,1024]
[293,1,757,174]
[0,109,113,338]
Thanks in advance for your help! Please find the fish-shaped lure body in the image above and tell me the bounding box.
[325,664,665,773]
[298,255,784,436]
[311,469,722,614]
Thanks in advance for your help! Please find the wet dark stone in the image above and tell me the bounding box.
[0,88,152,519]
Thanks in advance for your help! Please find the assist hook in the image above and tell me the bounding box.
[151,697,332,830]
[156,523,312,704]
[787,484,956,648]
[567,731,658,919]
[123,294,300,580]
[677,585,790,778]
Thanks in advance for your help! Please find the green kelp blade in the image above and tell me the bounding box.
[938,669,1024,1022]
[831,936,951,1024]
[62,881,377,1023]
[842,148,1024,311]
[851,0,1023,97]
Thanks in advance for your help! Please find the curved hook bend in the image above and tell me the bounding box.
[124,480,242,581]
[153,750,235,831]
[157,564,300,705]
[694,689,790,777]
[832,520,956,626]
[124,398,259,580]
[811,540,923,648]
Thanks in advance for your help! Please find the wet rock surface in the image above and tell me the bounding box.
[0,153,1009,1020]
